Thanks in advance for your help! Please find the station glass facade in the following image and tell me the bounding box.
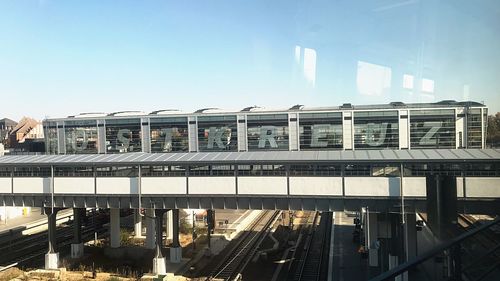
[467,108,482,149]
[410,110,455,149]
[43,102,488,154]
[65,120,98,154]
[105,118,142,153]
[150,117,189,152]
[43,121,58,154]
[353,111,399,149]
[247,114,289,151]
[197,115,237,151]
[299,112,343,150]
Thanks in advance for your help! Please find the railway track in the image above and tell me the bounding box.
[291,211,333,281]
[207,210,280,281]
[0,210,110,267]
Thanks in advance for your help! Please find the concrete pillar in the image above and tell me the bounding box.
[146,208,156,249]
[366,212,379,267]
[110,208,121,248]
[401,213,417,281]
[44,207,60,269]
[389,213,404,281]
[426,174,458,241]
[153,209,167,275]
[134,209,143,238]
[71,208,85,258]
[170,209,182,263]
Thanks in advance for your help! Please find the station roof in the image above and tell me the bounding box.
[0,149,499,166]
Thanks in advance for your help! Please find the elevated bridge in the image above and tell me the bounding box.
[0,149,499,214]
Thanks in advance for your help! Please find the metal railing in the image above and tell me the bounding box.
[370,217,500,281]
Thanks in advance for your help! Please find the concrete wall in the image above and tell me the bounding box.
[0,178,10,193]
[345,177,401,197]
[141,177,186,194]
[238,177,287,195]
[13,177,51,194]
[289,177,342,196]
[96,177,138,194]
[54,177,94,194]
[465,177,500,198]
[402,177,427,197]
[188,177,236,194]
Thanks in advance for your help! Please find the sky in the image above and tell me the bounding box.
[0,0,499,121]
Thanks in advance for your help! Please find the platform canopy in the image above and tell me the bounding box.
[0,149,499,166]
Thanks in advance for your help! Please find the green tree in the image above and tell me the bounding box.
[487,113,500,147]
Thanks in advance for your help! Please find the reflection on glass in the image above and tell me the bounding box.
[197,116,237,151]
[299,112,342,150]
[356,61,392,97]
[65,120,98,154]
[410,110,455,149]
[247,114,289,150]
[354,111,399,149]
[43,122,58,154]
[150,117,188,152]
[105,118,141,153]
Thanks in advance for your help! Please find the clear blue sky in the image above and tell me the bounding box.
[1,0,499,121]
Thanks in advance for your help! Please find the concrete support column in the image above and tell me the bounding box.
[153,209,167,275]
[110,208,121,248]
[71,208,85,258]
[134,209,143,238]
[170,209,182,263]
[366,212,379,267]
[146,208,156,249]
[401,213,417,281]
[426,174,458,241]
[44,207,60,269]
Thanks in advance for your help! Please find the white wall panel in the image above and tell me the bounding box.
[238,177,287,195]
[96,177,138,194]
[0,178,11,193]
[456,177,464,197]
[13,178,51,194]
[142,177,187,194]
[188,177,235,194]
[345,177,401,197]
[402,177,426,197]
[465,177,500,198]
[289,177,342,196]
[54,177,94,194]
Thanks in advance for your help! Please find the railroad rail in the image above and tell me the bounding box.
[291,212,333,281]
[207,210,280,281]
[0,210,109,267]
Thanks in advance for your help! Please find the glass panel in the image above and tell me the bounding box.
[43,122,58,154]
[467,109,482,148]
[150,117,189,152]
[353,111,399,149]
[13,167,51,177]
[96,166,138,177]
[64,120,98,154]
[105,119,142,153]
[410,110,455,149]
[299,113,342,150]
[54,166,94,177]
[247,114,289,151]
[197,116,237,151]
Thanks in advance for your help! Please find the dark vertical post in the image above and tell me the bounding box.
[206,209,214,249]
[154,209,166,258]
[73,208,84,244]
[45,207,59,253]
[450,244,462,281]
[172,209,180,248]
[426,174,458,241]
